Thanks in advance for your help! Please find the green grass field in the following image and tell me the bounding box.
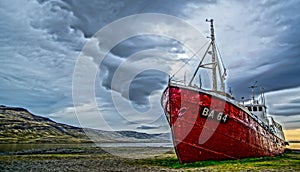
[136,150,300,171]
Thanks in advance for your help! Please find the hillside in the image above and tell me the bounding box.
[0,105,170,144]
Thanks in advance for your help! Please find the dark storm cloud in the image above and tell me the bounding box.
[59,0,217,38]
[283,120,300,124]
[265,86,300,118]
[129,70,168,107]
[97,36,182,109]
[137,125,161,130]
[110,36,185,58]
[226,0,300,98]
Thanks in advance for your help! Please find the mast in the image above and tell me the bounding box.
[206,19,217,91]
[249,81,258,104]
[188,19,226,95]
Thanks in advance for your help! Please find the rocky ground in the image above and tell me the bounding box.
[1,147,299,172]
[0,154,170,172]
[0,147,176,172]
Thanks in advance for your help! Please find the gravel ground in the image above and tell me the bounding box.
[0,147,179,172]
[0,154,176,172]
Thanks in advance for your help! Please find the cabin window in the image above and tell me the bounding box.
[259,106,263,111]
[247,107,252,111]
[253,106,257,111]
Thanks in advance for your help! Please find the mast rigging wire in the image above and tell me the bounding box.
[170,40,210,79]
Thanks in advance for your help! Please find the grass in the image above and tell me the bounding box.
[135,152,300,171]
[1,147,299,171]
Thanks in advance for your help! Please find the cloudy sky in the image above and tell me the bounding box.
[1,0,300,137]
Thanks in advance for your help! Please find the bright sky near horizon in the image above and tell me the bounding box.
[0,0,300,139]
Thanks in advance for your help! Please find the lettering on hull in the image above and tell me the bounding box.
[200,107,229,123]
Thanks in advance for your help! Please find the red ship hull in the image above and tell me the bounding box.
[162,85,286,163]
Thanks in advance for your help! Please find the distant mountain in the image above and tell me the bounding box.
[0,105,171,144]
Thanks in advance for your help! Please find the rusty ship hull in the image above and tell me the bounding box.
[162,85,286,163]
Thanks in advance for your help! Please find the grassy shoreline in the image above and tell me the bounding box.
[1,147,299,171]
